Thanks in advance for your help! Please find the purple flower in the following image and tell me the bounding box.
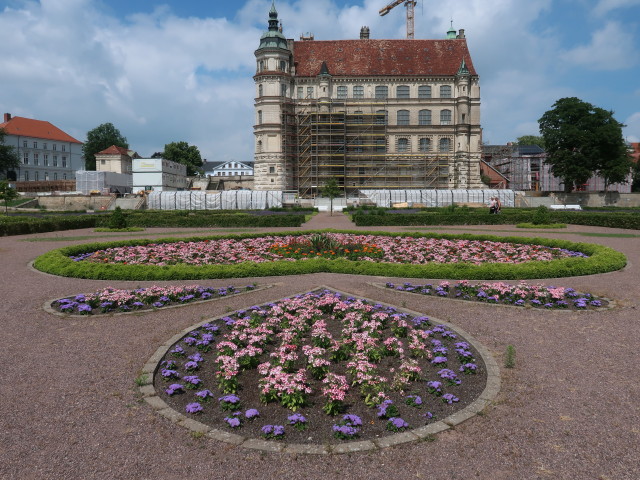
[160,369,179,379]
[389,417,409,430]
[218,394,240,404]
[152,302,164,308]
[431,356,448,365]
[442,393,459,404]
[195,389,214,400]
[184,361,199,371]
[405,395,422,406]
[342,414,362,426]
[460,363,478,374]
[225,416,241,428]
[183,336,197,345]
[245,409,260,419]
[77,304,92,313]
[185,402,203,413]
[188,352,204,362]
[170,346,185,356]
[332,424,359,438]
[165,384,184,395]
[261,424,285,438]
[182,375,202,387]
[288,413,307,425]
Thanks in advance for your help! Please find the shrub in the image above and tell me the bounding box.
[108,206,128,229]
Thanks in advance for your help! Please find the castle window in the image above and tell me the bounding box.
[375,138,386,153]
[23,140,27,148]
[440,109,452,125]
[34,153,39,165]
[352,110,363,124]
[269,166,275,174]
[439,138,451,152]
[397,110,410,125]
[397,138,409,152]
[375,110,388,125]
[375,86,388,99]
[279,60,286,71]
[307,86,314,98]
[281,84,287,97]
[33,141,38,148]
[440,85,452,98]
[337,86,347,99]
[419,109,432,125]
[24,171,29,181]
[418,85,432,98]
[419,138,431,152]
[257,110,262,124]
[258,84,263,97]
[23,152,29,164]
[257,140,263,153]
[297,87,303,99]
[353,86,364,98]
[44,154,49,166]
[396,85,410,98]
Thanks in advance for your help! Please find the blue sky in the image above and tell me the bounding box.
[1,0,639,164]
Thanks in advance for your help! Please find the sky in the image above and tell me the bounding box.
[1,0,639,164]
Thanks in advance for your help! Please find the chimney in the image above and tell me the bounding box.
[3,113,11,122]
[360,26,370,39]
[457,29,465,39]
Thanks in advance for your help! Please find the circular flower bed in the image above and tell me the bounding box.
[49,284,256,315]
[154,289,487,444]
[385,281,608,310]
[72,233,586,266]
[33,230,626,280]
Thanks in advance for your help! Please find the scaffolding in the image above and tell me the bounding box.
[293,99,450,198]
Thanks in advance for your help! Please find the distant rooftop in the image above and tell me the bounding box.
[0,113,82,144]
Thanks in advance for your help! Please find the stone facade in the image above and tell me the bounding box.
[253,4,483,195]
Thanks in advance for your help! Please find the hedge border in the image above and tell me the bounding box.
[32,230,627,281]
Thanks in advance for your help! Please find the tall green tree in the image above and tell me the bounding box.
[0,180,19,213]
[161,141,203,176]
[539,97,631,192]
[82,123,128,171]
[321,177,342,216]
[0,128,20,180]
[515,135,545,149]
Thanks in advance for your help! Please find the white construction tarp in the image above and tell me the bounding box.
[147,190,283,210]
[359,189,515,208]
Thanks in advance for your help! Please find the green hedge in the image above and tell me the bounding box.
[33,230,626,281]
[0,215,98,236]
[353,211,640,229]
[95,212,306,228]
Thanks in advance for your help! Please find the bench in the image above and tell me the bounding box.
[549,204,582,210]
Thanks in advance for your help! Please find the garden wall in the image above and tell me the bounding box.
[518,192,640,208]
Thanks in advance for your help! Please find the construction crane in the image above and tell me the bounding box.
[379,0,418,39]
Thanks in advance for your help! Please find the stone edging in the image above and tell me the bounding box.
[138,285,501,454]
[43,284,276,318]
[368,282,616,312]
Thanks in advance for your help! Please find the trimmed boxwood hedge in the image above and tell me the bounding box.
[33,229,626,281]
[352,211,640,229]
[94,212,306,228]
[0,215,98,236]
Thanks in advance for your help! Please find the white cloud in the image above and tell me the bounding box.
[560,21,639,70]
[593,0,640,16]
[624,112,640,142]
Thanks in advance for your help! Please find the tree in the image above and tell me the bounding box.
[321,178,342,216]
[515,135,545,149]
[82,123,128,171]
[0,180,19,214]
[539,97,631,192]
[0,128,20,180]
[162,141,203,176]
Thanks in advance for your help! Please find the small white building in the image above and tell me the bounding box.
[132,158,189,192]
[203,160,254,177]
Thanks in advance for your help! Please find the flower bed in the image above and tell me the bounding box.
[385,281,607,310]
[51,284,256,315]
[72,233,587,266]
[154,289,487,444]
[34,230,626,280]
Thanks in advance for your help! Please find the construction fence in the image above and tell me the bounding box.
[147,190,283,210]
[360,189,516,208]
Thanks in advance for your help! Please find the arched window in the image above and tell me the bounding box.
[440,85,452,98]
[397,110,410,125]
[418,109,432,125]
[337,86,348,99]
[257,140,262,153]
[353,86,364,98]
[397,138,409,152]
[258,84,263,97]
[418,85,431,98]
[396,85,410,98]
[375,110,388,125]
[375,86,388,99]
[257,110,262,124]
[439,138,451,152]
[419,138,431,152]
[440,109,452,125]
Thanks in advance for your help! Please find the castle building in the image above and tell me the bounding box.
[253,2,483,197]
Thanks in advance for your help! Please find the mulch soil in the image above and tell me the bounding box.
[1,212,639,479]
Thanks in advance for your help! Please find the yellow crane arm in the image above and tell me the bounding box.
[379,0,405,16]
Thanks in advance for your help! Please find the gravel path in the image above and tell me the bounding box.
[1,213,639,479]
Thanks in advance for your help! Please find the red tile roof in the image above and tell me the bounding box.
[0,116,82,143]
[97,145,131,155]
[292,39,477,77]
